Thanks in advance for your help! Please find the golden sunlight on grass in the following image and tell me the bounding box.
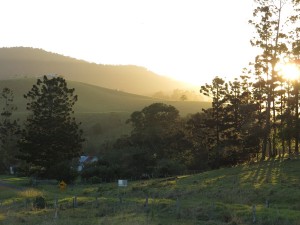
[19,188,43,198]
[0,213,5,221]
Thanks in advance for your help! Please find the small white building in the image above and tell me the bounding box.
[77,156,98,172]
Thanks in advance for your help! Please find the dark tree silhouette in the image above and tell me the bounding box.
[0,87,19,172]
[18,75,84,178]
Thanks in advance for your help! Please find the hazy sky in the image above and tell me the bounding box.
[1,0,256,85]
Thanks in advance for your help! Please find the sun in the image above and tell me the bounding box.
[276,62,300,81]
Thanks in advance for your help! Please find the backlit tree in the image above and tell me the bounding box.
[18,75,84,178]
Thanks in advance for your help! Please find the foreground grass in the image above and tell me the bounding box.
[0,159,299,225]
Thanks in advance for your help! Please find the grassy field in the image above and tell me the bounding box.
[0,159,299,225]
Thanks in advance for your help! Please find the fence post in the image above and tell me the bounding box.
[54,208,58,219]
[252,205,256,223]
[73,196,78,208]
[54,196,58,209]
[144,194,149,210]
[265,200,269,208]
[176,198,181,219]
[95,197,99,208]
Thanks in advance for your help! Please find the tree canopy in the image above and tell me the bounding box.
[105,103,191,177]
[18,75,84,178]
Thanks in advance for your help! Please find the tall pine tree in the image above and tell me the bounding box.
[18,75,84,178]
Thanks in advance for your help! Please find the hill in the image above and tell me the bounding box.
[0,47,196,96]
[0,78,211,150]
[0,78,209,114]
[0,159,299,224]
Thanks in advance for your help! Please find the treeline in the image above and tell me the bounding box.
[152,89,205,101]
[85,66,300,179]
[83,0,300,180]
[1,0,300,182]
[0,76,84,183]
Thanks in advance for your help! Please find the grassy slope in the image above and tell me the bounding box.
[0,159,299,225]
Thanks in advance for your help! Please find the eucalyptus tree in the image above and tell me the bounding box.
[223,72,263,163]
[288,1,300,156]
[185,112,211,170]
[276,0,300,156]
[249,0,293,159]
[289,71,300,156]
[221,78,245,164]
[200,77,229,167]
[18,75,84,179]
[125,103,189,174]
[127,103,185,158]
[276,75,288,157]
[282,79,297,157]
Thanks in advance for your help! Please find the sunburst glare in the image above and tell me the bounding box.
[276,62,300,81]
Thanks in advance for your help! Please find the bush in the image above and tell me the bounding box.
[34,196,46,209]
[81,160,120,183]
[89,176,102,184]
[155,159,186,177]
[81,164,100,181]
[46,161,78,183]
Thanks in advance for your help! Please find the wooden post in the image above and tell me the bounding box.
[176,198,180,219]
[73,196,77,208]
[95,197,99,208]
[265,200,269,208]
[151,194,155,219]
[54,197,58,209]
[252,205,256,223]
[54,208,58,219]
[144,195,149,210]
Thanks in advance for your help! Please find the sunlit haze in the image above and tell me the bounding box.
[277,62,300,81]
[0,0,256,86]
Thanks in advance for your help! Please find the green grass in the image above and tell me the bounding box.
[0,159,299,225]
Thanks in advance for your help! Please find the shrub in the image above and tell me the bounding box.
[81,164,100,181]
[46,161,78,183]
[34,196,46,209]
[89,176,102,184]
[155,159,186,177]
[81,160,120,183]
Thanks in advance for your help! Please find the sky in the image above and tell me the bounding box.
[0,0,257,86]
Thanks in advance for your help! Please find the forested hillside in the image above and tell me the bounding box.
[0,78,210,154]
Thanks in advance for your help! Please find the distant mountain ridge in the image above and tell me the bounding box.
[0,78,210,116]
[0,47,194,96]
